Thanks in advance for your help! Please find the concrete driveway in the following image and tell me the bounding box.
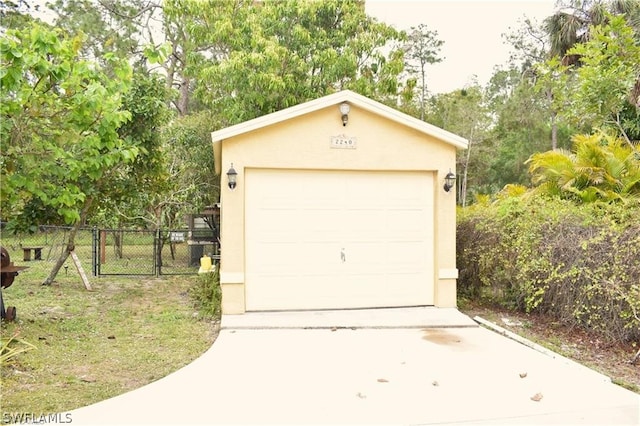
[66,307,639,425]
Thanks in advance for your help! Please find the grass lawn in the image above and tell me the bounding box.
[1,260,218,420]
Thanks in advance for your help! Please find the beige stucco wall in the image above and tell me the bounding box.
[218,104,458,314]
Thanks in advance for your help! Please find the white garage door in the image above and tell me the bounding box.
[245,169,434,311]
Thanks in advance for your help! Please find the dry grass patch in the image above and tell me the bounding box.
[1,269,218,419]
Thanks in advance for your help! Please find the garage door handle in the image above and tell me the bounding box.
[341,248,346,263]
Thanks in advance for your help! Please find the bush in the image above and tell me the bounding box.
[189,267,222,320]
[457,194,640,343]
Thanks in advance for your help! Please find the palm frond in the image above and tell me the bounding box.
[526,131,640,203]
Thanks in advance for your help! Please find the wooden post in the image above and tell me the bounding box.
[100,230,106,264]
[70,251,92,290]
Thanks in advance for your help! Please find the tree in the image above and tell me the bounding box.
[536,14,640,146]
[541,1,640,144]
[0,0,41,31]
[403,24,444,120]
[503,16,550,69]
[190,0,407,124]
[486,68,568,189]
[161,0,252,116]
[92,70,172,231]
[0,23,137,284]
[544,0,640,65]
[45,0,181,119]
[47,0,163,68]
[426,85,491,206]
[567,15,640,144]
[153,110,221,229]
[501,1,640,151]
[502,15,566,150]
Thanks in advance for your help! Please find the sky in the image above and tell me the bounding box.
[365,0,558,94]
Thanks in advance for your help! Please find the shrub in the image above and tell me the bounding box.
[188,267,222,320]
[457,193,640,343]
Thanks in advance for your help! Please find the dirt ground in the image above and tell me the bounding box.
[459,302,640,394]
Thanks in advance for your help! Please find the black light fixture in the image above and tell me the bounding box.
[443,170,456,192]
[227,163,237,190]
[339,102,350,126]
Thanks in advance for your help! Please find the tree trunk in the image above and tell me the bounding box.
[461,144,472,207]
[42,198,93,286]
[547,89,558,150]
[551,110,558,150]
[42,224,78,285]
[153,204,164,274]
[113,230,124,259]
[170,241,176,261]
[177,76,190,116]
[420,65,426,121]
[460,126,475,207]
[157,234,164,270]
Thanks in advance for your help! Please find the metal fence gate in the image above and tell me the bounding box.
[95,229,219,276]
[0,226,219,277]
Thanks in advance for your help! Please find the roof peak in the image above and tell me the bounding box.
[211,90,468,150]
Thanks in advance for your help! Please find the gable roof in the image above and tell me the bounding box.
[211,90,469,173]
[212,90,468,147]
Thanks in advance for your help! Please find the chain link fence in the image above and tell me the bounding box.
[0,225,219,276]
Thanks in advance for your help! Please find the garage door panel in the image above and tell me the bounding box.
[246,276,433,311]
[250,242,298,270]
[353,239,431,267]
[254,210,303,238]
[344,193,386,209]
[246,276,352,311]
[299,210,344,235]
[387,175,428,196]
[386,241,431,263]
[259,213,345,241]
[298,242,343,268]
[344,242,387,265]
[388,209,430,231]
[343,210,387,235]
[258,195,298,209]
[254,242,340,271]
[245,169,434,311]
[383,274,431,301]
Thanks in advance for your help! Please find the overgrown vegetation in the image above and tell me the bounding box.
[458,124,640,345]
[458,192,640,344]
[188,268,222,320]
[527,133,640,203]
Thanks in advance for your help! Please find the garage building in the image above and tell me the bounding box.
[211,90,468,314]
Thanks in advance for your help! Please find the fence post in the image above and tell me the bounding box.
[100,230,106,264]
[155,229,161,277]
[92,227,98,277]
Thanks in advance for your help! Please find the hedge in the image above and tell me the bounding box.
[457,194,640,343]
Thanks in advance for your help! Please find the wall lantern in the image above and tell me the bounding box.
[339,102,350,126]
[443,170,456,192]
[227,163,238,190]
